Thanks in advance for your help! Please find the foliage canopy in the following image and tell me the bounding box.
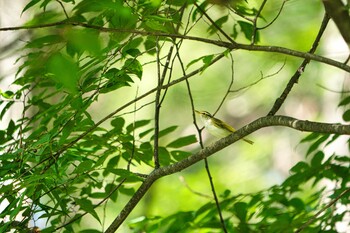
[0,0,350,232]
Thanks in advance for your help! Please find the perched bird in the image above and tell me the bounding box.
[195,110,254,145]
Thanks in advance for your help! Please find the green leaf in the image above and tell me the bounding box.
[74,198,100,223]
[139,128,154,138]
[145,19,169,32]
[111,117,125,132]
[159,147,172,166]
[187,54,214,71]
[171,150,191,161]
[306,135,329,156]
[119,187,135,196]
[338,96,350,106]
[124,58,143,79]
[73,160,94,174]
[126,120,151,133]
[122,37,143,56]
[342,109,350,122]
[289,198,305,212]
[65,29,101,56]
[290,161,309,174]
[151,126,178,140]
[144,37,156,55]
[22,0,41,14]
[47,52,79,93]
[1,101,14,120]
[6,120,16,138]
[311,151,324,168]
[25,35,63,48]
[208,16,228,35]
[167,135,197,148]
[233,202,248,222]
[0,130,9,144]
[0,90,14,99]
[301,132,321,143]
[237,21,256,41]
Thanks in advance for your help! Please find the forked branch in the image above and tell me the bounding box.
[105,115,350,232]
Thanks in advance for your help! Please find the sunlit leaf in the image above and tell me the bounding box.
[47,52,79,93]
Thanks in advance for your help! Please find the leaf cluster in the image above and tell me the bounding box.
[0,0,349,232]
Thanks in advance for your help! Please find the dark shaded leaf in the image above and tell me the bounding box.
[234,202,248,222]
[126,120,151,133]
[167,135,197,148]
[208,16,228,35]
[73,160,94,174]
[151,125,178,140]
[171,150,191,161]
[22,0,41,14]
[338,96,350,106]
[111,117,125,132]
[342,109,350,121]
[74,198,100,223]
[311,151,324,168]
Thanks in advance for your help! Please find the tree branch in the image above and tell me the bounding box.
[267,13,330,116]
[1,21,350,72]
[105,115,350,232]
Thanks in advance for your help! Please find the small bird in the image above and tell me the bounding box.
[195,110,254,145]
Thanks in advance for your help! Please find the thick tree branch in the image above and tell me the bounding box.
[105,115,350,232]
[1,21,350,72]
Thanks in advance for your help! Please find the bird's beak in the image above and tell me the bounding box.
[195,110,201,114]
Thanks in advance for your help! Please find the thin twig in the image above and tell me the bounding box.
[251,0,268,44]
[55,0,69,19]
[203,158,228,233]
[258,0,287,30]
[153,37,162,169]
[176,42,228,233]
[194,2,237,45]
[127,87,139,171]
[267,13,330,116]
[230,59,286,93]
[179,176,212,199]
[294,187,350,233]
[214,52,235,115]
